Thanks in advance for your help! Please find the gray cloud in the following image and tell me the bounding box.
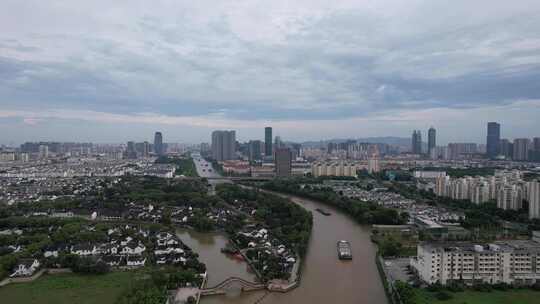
[1,0,540,142]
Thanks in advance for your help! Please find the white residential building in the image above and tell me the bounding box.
[367,158,380,174]
[414,171,447,179]
[497,185,523,211]
[434,170,528,211]
[411,239,540,286]
[311,161,358,177]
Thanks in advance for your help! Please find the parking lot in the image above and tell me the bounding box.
[382,257,414,283]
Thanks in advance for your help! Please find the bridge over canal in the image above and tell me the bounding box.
[200,277,267,296]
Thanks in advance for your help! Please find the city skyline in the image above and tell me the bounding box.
[3,2,540,303]
[2,1,540,144]
[2,121,539,147]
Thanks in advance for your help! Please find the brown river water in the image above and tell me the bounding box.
[179,192,388,304]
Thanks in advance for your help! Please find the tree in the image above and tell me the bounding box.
[395,280,415,304]
[379,237,402,257]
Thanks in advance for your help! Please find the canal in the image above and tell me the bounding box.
[176,229,257,286]
[183,191,388,304]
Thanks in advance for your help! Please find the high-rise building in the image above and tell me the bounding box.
[533,138,540,151]
[134,142,150,158]
[248,140,262,162]
[447,143,478,159]
[486,122,500,158]
[497,185,523,210]
[154,132,164,156]
[367,157,380,173]
[274,136,283,149]
[499,139,513,160]
[513,138,530,161]
[126,141,137,159]
[531,137,540,162]
[265,127,273,157]
[411,130,422,154]
[211,130,236,161]
[312,161,358,177]
[274,147,292,177]
[528,180,540,219]
[428,127,436,156]
[136,141,150,158]
[327,142,338,154]
[38,145,49,159]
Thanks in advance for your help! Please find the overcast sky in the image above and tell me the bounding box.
[1,0,540,145]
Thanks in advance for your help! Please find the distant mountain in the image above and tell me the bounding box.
[299,137,412,148]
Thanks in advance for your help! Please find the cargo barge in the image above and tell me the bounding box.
[337,240,352,260]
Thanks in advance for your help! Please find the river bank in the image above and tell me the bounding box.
[195,189,388,304]
[192,159,387,303]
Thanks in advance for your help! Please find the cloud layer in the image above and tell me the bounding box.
[1,0,540,144]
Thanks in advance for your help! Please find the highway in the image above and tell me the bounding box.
[191,152,222,179]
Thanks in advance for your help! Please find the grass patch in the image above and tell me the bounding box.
[0,271,137,304]
[414,288,540,304]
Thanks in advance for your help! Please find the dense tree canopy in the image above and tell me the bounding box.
[262,178,407,226]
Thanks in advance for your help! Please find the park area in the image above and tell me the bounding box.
[0,272,135,304]
[414,288,540,304]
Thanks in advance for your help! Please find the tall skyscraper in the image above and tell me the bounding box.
[528,180,540,219]
[265,127,273,157]
[274,147,292,177]
[211,130,236,161]
[513,138,530,161]
[411,130,422,154]
[486,122,500,158]
[154,132,163,156]
[428,127,436,156]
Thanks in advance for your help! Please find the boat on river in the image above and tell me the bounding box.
[337,240,352,260]
[315,208,331,216]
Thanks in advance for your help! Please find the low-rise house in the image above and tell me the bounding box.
[100,243,119,255]
[44,248,59,258]
[170,254,187,265]
[100,255,123,267]
[121,242,146,255]
[10,259,40,277]
[51,211,74,218]
[99,210,123,221]
[71,244,99,256]
[156,256,168,265]
[156,232,179,246]
[120,236,133,246]
[126,256,146,267]
[154,247,184,256]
